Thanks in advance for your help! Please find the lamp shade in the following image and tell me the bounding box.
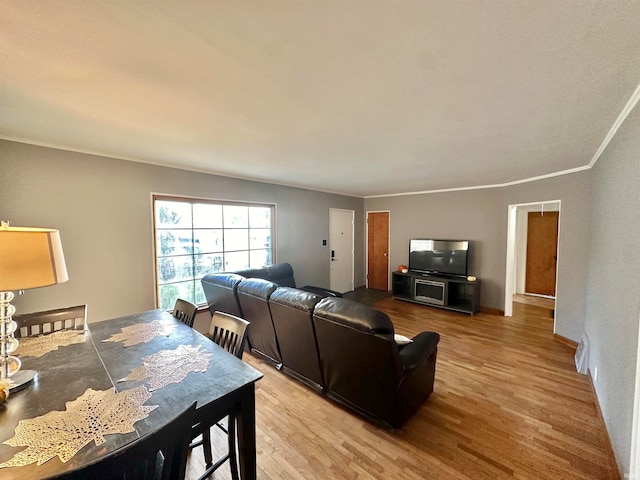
[0,223,69,291]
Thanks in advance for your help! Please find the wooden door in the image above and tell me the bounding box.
[525,211,559,296]
[367,212,389,291]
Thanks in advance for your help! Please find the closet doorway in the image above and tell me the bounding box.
[505,201,560,318]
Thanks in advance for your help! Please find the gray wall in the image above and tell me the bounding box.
[1,140,364,322]
[502,171,592,341]
[365,189,504,308]
[365,107,638,473]
[584,100,640,474]
[364,171,592,341]
[3,108,638,472]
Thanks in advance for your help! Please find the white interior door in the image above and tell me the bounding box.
[329,208,354,293]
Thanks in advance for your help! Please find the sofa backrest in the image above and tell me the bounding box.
[201,273,244,318]
[234,263,296,287]
[269,287,324,391]
[236,278,281,364]
[312,297,403,421]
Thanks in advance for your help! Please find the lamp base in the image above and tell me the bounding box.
[8,369,36,393]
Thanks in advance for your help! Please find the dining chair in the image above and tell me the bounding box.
[172,298,198,328]
[62,402,196,480]
[14,305,88,338]
[190,311,249,480]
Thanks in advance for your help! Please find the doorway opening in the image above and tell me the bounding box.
[505,201,561,324]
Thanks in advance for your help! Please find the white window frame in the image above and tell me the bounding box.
[152,194,276,310]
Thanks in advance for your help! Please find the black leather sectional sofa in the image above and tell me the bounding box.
[201,263,440,429]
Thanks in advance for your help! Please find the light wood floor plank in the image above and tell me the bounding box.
[187,296,618,480]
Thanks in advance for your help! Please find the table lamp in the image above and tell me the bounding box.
[0,221,69,391]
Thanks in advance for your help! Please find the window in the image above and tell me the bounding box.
[153,195,275,310]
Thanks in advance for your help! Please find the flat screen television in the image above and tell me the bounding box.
[409,239,469,277]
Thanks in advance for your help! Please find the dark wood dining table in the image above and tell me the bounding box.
[0,309,263,479]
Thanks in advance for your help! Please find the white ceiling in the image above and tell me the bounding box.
[1,1,640,197]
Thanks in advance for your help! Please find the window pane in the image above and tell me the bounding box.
[158,257,178,283]
[249,207,271,228]
[250,249,269,268]
[157,255,193,283]
[193,229,223,253]
[224,229,249,251]
[158,281,195,310]
[193,203,222,228]
[154,197,274,309]
[157,230,177,256]
[224,251,249,270]
[194,282,206,306]
[156,201,192,229]
[224,205,248,228]
[157,229,194,256]
[194,253,224,278]
[250,229,271,250]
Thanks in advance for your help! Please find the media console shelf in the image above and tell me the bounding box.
[392,271,480,315]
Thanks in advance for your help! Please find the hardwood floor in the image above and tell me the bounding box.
[513,293,556,310]
[187,297,618,480]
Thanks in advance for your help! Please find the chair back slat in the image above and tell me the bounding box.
[172,298,197,328]
[14,305,88,339]
[207,312,249,359]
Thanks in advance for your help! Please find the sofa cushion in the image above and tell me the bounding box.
[237,277,279,299]
[269,287,324,391]
[235,263,296,288]
[203,272,244,289]
[236,278,281,365]
[269,287,321,312]
[200,273,244,317]
[313,297,394,335]
[233,263,342,297]
[394,334,413,345]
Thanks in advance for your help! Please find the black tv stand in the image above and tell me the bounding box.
[392,271,480,315]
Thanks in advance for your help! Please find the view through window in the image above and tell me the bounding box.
[153,196,274,310]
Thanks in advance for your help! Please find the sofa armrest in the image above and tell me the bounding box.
[398,331,440,371]
[300,285,343,298]
[392,333,439,428]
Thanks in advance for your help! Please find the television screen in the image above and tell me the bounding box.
[409,239,469,276]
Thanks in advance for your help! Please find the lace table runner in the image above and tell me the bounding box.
[16,330,88,358]
[120,344,213,391]
[102,320,175,347]
[0,386,157,468]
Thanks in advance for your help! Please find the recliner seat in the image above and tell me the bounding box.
[269,287,324,392]
[234,263,297,288]
[234,262,342,298]
[201,266,441,428]
[201,273,244,318]
[312,296,439,428]
[236,278,281,366]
